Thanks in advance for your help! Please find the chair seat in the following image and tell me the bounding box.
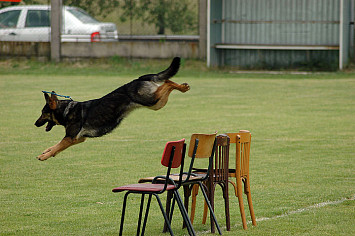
[112,183,177,193]
[138,173,206,184]
[193,168,238,173]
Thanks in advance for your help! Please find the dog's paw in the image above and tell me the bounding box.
[42,147,52,154]
[37,152,52,161]
[180,83,190,93]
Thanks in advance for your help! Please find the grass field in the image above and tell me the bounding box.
[0,59,354,235]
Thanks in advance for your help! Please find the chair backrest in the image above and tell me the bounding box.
[155,139,186,190]
[188,133,217,158]
[161,139,186,168]
[212,134,230,182]
[184,133,217,181]
[225,130,252,179]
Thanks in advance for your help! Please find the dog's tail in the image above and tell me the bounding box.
[154,57,180,82]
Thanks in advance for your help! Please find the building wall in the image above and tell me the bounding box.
[209,0,354,69]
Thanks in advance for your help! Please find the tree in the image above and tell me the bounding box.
[0,0,118,16]
[61,0,119,17]
[118,0,197,35]
[0,1,21,8]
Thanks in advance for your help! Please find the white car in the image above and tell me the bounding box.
[0,5,118,42]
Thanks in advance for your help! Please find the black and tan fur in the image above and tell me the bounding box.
[35,57,189,161]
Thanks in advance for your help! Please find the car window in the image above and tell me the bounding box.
[67,8,99,24]
[25,10,50,27]
[0,10,21,28]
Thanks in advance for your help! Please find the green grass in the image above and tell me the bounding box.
[0,59,354,235]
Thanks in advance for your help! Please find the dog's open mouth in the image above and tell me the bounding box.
[35,119,56,132]
[45,121,56,132]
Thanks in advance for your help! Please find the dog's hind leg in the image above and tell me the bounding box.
[149,80,190,110]
[37,137,86,161]
[164,80,190,93]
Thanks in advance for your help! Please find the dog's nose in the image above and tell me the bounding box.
[35,118,46,127]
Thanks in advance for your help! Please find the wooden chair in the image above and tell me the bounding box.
[225,130,256,230]
[190,134,231,231]
[112,139,196,236]
[138,133,222,235]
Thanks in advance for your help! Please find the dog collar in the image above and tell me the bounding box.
[42,91,73,100]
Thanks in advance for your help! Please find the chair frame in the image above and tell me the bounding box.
[174,134,222,235]
[138,133,222,235]
[190,134,231,231]
[113,139,196,236]
[225,130,256,230]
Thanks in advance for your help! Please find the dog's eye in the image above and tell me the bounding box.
[42,113,51,119]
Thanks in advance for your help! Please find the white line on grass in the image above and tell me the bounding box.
[254,195,355,224]
[198,195,354,235]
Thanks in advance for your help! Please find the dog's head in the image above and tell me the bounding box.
[35,91,59,132]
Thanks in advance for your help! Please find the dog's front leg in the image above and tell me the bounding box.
[37,137,86,161]
[41,145,55,155]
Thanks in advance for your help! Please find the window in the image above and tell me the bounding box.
[0,10,21,28]
[68,8,99,24]
[25,10,50,27]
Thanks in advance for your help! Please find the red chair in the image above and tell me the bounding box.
[112,139,196,236]
[139,133,222,235]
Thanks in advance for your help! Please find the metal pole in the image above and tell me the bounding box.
[51,0,62,62]
[207,0,211,67]
[199,0,207,60]
[351,0,355,62]
[339,0,344,70]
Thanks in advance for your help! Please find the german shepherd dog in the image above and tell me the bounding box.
[35,57,189,161]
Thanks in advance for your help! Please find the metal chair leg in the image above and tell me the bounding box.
[173,190,196,236]
[169,194,176,225]
[119,192,130,236]
[182,185,191,228]
[153,193,174,236]
[198,182,222,235]
[163,190,174,233]
[136,194,145,236]
[141,194,153,236]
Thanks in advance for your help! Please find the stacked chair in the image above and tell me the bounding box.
[190,134,231,232]
[112,130,256,235]
[225,130,257,229]
[138,133,222,235]
[189,130,256,230]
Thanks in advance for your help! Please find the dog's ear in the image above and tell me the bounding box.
[44,92,50,104]
[49,91,58,110]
